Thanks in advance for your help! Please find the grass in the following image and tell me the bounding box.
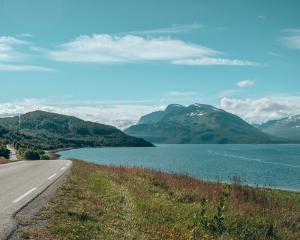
[21,160,300,240]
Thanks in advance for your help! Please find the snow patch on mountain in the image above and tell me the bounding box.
[189,112,206,117]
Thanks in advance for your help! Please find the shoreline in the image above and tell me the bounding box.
[50,145,300,193]
[57,156,300,194]
[46,147,78,159]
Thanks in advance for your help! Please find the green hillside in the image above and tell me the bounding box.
[125,104,284,144]
[0,110,153,151]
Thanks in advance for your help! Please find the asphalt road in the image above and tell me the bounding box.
[0,160,72,240]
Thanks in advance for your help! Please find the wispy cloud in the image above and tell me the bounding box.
[166,91,199,97]
[48,34,218,63]
[172,58,258,66]
[0,36,28,62]
[220,96,300,124]
[216,80,255,98]
[0,63,55,72]
[0,36,28,45]
[237,80,255,89]
[216,89,241,98]
[0,35,56,72]
[48,34,257,66]
[125,23,202,35]
[281,28,300,50]
[268,51,282,57]
[258,15,267,20]
[18,33,34,38]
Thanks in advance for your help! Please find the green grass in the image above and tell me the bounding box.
[21,160,300,240]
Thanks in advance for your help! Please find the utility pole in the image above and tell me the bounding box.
[18,114,21,132]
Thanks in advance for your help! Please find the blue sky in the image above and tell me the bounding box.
[0,0,300,128]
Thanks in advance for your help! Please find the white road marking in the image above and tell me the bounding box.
[61,166,67,170]
[13,187,37,203]
[48,173,57,180]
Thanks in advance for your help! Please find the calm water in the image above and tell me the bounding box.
[59,144,300,191]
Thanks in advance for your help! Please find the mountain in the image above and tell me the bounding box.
[125,103,283,144]
[258,114,300,141]
[0,110,153,150]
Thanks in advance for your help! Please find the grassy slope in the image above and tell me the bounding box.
[0,157,9,164]
[21,160,300,240]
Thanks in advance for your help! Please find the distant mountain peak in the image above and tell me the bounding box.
[126,103,282,144]
[258,114,300,141]
[189,103,207,108]
[165,104,185,112]
[188,103,223,111]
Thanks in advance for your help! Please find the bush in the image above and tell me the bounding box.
[0,142,9,159]
[40,154,50,160]
[23,149,41,160]
[196,184,231,236]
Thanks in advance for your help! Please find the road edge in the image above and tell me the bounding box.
[4,161,72,240]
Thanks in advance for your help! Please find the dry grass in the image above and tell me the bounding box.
[20,160,300,240]
[0,157,10,164]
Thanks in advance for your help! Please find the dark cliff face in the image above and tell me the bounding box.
[0,110,153,149]
[125,103,283,144]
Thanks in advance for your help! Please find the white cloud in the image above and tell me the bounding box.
[216,80,254,98]
[0,33,259,70]
[48,34,218,63]
[281,28,300,50]
[0,63,55,72]
[172,58,258,66]
[47,34,257,66]
[237,80,255,89]
[220,96,300,124]
[125,23,202,35]
[0,98,164,129]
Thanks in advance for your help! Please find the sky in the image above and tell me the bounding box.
[0,0,300,129]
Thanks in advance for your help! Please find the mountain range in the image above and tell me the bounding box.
[0,106,298,152]
[125,104,283,144]
[258,114,300,141]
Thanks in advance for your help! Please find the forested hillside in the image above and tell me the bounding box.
[0,111,153,160]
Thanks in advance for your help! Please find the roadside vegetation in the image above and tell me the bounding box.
[0,156,9,164]
[0,140,9,160]
[12,141,50,160]
[20,160,300,240]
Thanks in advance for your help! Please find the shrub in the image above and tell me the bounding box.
[23,149,41,160]
[40,154,50,160]
[0,142,9,159]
